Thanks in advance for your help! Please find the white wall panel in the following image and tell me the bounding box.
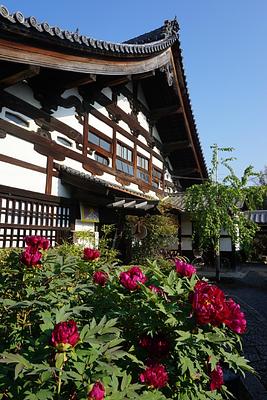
[0,162,46,193]
[137,112,149,131]
[89,114,113,138]
[5,83,41,109]
[1,134,47,167]
[116,133,134,148]
[152,156,163,169]
[51,177,71,198]
[117,94,131,114]
[136,145,150,159]
[52,106,83,134]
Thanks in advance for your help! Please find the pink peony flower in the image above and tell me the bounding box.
[120,266,147,291]
[190,281,230,327]
[88,381,105,400]
[148,284,165,297]
[210,363,224,391]
[24,235,50,250]
[84,248,101,261]
[93,271,108,287]
[225,298,246,334]
[139,362,168,388]
[175,259,196,278]
[20,247,42,267]
[51,320,80,352]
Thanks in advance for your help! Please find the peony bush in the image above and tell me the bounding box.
[0,237,253,399]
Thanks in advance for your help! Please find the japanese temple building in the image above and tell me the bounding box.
[0,5,209,254]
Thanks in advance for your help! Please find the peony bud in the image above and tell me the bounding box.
[51,320,80,352]
[93,271,108,287]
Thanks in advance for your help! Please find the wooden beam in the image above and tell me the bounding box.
[172,167,199,177]
[150,105,182,121]
[131,71,155,81]
[162,140,191,154]
[62,73,96,89]
[0,65,40,89]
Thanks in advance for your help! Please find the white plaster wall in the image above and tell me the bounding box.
[52,106,83,134]
[92,101,110,118]
[102,87,112,100]
[152,126,162,142]
[5,83,42,109]
[50,131,80,153]
[100,172,118,185]
[117,94,131,114]
[152,156,163,169]
[89,114,113,138]
[136,145,150,159]
[116,133,134,148]
[0,162,46,193]
[137,111,149,131]
[57,158,90,174]
[1,134,47,167]
[74,220,98,248]
[51,177,71,198]
[1,106,39,133]
[62,88,83,102]
[137,134,148,146]
[117,120,131,133]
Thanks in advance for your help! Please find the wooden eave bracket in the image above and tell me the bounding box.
[0,65,40,89]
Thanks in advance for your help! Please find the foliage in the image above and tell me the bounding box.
[185,146,267,254]
[0,240,253,399]
[126,215,178,263]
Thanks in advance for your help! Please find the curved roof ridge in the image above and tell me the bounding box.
[0,5,178,56]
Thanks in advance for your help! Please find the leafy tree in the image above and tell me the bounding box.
[185,145,267,280]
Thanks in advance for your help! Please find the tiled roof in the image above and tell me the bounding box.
[57,165,155,200]
[245,210,267,224]
[162,193,185,211]
[0,5,178,57]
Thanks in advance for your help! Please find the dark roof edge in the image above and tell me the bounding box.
[0,5,178,57]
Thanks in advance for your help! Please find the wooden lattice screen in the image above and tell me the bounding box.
[0,189,73,248]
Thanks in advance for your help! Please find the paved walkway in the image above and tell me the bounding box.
[201,264,267,399]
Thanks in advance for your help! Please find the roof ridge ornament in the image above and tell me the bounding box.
[163,18,179,38]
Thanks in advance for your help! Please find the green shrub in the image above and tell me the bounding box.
[0,240,252,399]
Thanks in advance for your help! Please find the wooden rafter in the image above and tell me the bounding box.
[0,65,40,89]
[162,140,191,154]
[62,73,97,89]
[150,105,182,121]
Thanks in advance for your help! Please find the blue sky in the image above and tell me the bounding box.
[3,0,267,179]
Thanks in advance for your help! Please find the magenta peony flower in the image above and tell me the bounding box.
[225,298,246,334]
[119,266,147,291]
[175,259,196,278]
[88,381,105,400]
[210,363,224,391]
[20,247,42,267]
[93,271,108,287]
[51,320,80,352]
[139,363,168,388]
[24,235,50,250]
[190,281,230,327]
[84,248,101,261]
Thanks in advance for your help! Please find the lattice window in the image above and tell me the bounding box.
[0,194,72,248]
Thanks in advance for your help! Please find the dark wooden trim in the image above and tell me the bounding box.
[92,91,155,146]
[161,140,191,154]
[0,89,83,144]
[0,153,47,174]
[45,156,53,195]
[170,53,203,179]
[89,105,163,162]
[83,112,89,155]
[0,38,171,75]
[0,66,40,89]
[62,74,96,89]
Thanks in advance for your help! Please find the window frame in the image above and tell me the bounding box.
[116,141,134,176]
